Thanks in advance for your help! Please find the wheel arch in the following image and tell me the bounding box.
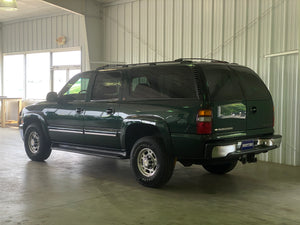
[23,113,49,140]
[121,117,173,157]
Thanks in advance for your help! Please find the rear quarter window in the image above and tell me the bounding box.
[127,65,197,99]
[231,66,271,100]
[201,65,244,102]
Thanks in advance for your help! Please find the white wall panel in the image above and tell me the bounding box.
[202,0,213,58]
[148,0,156,62]
[234,0,247,64]
[212,0,223,60]
[117,5,125,63]
[182,0,192,58]
[2,13,85,54]
[124,3,133,63]
[156,0,164,61]
[246,0,259,70]
[223,0,235,62]
[0,25,3,95]
[111,6,119,63]
[132,1,140,63]
[140,0,148,62]
[103,0,299,166]
[172,0,182,59]
[104,5,111,62]
[164,0,173,61]
[192,0,202,58]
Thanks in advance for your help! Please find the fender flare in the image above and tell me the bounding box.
[120,115,173,154]
[23,113,50,140]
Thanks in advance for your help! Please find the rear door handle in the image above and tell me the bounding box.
[76,108,84,114]
[106,108,114,114]
[250,106,257,113]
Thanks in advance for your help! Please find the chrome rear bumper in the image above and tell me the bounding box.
[208,135,282,159]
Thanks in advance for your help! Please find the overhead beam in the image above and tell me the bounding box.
[43,0,90,16]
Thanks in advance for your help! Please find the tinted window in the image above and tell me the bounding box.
[60,75,90,101]
[91,71,122,100]
[65,78,89,95]
[128,66,197,99]
[232,66,270,100]
[202,65,243,101]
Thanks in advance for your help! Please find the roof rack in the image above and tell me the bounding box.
[96,64,127,70]
[175,58,229,64]
[96,60,178,71]
[96,58,230,70]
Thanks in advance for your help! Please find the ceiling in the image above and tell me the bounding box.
[0,0,118,23]
[0,0,68,23]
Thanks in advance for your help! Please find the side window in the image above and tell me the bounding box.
[65,77,89,95]
[202,65,243,101]
[60,75,90,101]
[232,66,271,100]
[130,75,164,98]
[128,66,197,99]
[91,72,122,100]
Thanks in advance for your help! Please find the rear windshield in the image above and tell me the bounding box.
[127,65,197,99]
[231,66,271,100]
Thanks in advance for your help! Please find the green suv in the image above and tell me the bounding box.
[20,59,282,187]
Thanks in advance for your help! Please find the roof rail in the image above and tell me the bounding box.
[96,64,127,70]
[175,58,229,64]
[96,58,230,70]
[96,60,179,70]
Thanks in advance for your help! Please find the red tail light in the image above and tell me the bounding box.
[196,109,212,134]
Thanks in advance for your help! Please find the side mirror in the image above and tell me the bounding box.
[46,92,58,102]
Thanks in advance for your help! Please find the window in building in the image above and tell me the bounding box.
[3,54,25,98]
[53,70,67,93]
[53,69,81,93]
[2,50,81,100]
[60,75,90,101]
[52,50,81,66]
[26,52,50,99]
[52,50,81,93]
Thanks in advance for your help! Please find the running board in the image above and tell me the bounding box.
[51,143,128,159]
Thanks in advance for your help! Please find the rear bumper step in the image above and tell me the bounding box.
[206,135,282,159]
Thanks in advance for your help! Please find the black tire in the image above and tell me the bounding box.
[130,136,175,188]
[24,123,52,161]
[202,161,238,174]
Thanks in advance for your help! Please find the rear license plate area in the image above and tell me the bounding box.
[241,140,254,150]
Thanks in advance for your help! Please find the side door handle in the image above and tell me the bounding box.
[106,108,114,114]
[76,108,84,114]
[250,106,257,113]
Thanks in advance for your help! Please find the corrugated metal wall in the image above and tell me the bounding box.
[0,24,3,95]
[2,13,85,54]
[103,0,299,166]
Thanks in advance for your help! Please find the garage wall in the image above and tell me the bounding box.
[0,24,2,95]
[2,13,86,54]
[103,0,299,166]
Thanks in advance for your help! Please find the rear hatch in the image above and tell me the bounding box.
[199,64,273,137]
[231,66,273,132]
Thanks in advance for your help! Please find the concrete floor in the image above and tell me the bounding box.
[0,128,299,225]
